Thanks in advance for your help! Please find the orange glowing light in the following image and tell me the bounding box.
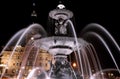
[72,62,77,67]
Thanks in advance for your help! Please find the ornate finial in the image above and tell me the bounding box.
[57,4,65,9]
[56,1,65,9]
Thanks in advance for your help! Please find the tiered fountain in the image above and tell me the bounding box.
[0,4,120,79]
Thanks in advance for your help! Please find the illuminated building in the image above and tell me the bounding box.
[0,46,53,78]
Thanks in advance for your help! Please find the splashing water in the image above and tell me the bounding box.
[26,67,49,79]
[0,4,120,79]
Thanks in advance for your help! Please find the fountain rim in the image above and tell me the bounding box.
[32,36,89,55]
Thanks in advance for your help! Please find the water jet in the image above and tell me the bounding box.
[0,4,120,79]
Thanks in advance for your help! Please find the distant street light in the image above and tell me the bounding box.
[72,62,77,68]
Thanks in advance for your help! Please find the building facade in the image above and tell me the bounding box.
[0,46,53,79]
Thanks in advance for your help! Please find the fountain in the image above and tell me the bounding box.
[0,4,120,79]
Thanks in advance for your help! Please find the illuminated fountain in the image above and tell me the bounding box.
[0,4,120,79]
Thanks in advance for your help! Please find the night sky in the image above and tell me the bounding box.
[0,0,120,45]
[0,0,120,68]
[0,0,120,46]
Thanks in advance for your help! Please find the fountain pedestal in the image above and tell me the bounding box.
[49,55,76,79]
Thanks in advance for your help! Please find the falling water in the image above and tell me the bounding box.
[26,67,49,79]
[80,23,120,73]
[0,24,47,79]
[0,4,120,79]
[81,23,120,52]
[17,44,34,79]
[65,19,84,79]
[83,32,120,73]
[0,28,25,79]
[0,28,26,55]
[16,24,47,79]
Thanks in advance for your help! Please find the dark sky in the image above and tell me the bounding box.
[0,0,120,46]
[0,0,120,70]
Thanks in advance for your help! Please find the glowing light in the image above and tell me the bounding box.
[0,64,7,67]
[21,66,25,69]
[72,62,77,68]
[31,37,34,40]
[16,45,21,47]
